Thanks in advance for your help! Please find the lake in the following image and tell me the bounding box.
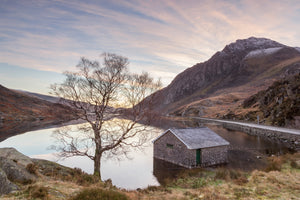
[0,118,293,189]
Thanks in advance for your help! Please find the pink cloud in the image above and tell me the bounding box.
[1,0,300,90]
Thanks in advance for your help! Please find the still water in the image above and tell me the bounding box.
[0,119,292,189]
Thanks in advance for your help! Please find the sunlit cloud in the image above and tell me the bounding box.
[1,0,300,92]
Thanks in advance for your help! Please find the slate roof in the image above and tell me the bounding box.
[153,127,230,149]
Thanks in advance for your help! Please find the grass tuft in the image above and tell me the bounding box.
[27,185,49,200]
[69,188,128,200]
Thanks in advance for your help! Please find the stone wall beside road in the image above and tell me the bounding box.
[194,117,300,150]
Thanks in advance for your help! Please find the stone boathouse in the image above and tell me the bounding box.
[153,127,230,168]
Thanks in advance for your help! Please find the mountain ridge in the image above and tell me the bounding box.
[144,37,300,128]
[15,90,61,103]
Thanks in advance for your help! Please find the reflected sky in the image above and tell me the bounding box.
[0,121,293,189]
[0,123,162,189]
[0,127,57,156]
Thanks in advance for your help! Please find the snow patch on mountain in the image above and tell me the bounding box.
[295,47,300,53]
[245,47,283,59]
[223,37,284,53]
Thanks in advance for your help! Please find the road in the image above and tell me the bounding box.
[193,117,300,136]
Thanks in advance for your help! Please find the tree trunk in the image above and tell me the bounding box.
[93,146,102,180]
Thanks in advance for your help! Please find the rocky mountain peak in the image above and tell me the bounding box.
[142,37,300,117]
[222,37,284,54]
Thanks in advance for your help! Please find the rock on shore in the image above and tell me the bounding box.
[0,148,37,195]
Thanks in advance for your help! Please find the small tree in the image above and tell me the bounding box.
[50,53,161,179]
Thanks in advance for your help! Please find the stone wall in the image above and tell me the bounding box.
[201,146,228,166]
[222,123,300,150]
[195,117,300,150]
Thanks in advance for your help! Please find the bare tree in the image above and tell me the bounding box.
[50,53,161,179]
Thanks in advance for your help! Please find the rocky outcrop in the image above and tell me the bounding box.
[0,157,36,184]
[0,148,33,167]
[0,148,96,197]
[0,148,36,195]
[235,73,300,128]
[0,168,18,195]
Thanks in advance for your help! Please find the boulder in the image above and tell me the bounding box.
[0,157,36,184]
[0,168,18,195]
[0,148,33,167]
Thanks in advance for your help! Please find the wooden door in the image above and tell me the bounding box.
[196,149,201,165]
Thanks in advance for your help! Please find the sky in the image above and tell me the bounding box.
[1,0,300,95]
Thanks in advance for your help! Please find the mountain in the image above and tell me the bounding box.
[0,85,77,136]
[145,37,300,127]
[228,73,299,128]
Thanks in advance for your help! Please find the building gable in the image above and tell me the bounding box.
[154,130,186,148]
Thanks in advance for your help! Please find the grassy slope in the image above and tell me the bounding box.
[2,153,299,200]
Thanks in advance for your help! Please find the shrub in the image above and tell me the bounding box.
[104,179,113,188]
[145,185,159,192]
[192,178,206,188]
[70,188,128,200]
[234,176,248,185]
[200,188,227,200]
[26,163,38,175]
[67,168,100,186]
[27,185,49,200]
[265,157,282,172]
[215,168,247,184]
[183,191,198,198]
[71,167,83,176]
[229,170,242,180]
[75,173,99,186]
[141,185,171,194]
[255,186,267,196]
[290,160,299,169]
[215,168,228,180]
[234,188,250,199]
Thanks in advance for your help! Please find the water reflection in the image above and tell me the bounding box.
[0,121,162,189]
[0,119,84,142]
[0,118,294,189]
[153,158,185,185]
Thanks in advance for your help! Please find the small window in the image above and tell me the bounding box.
[166,143,173,148]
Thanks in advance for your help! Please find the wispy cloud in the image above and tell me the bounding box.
[1,0,300,90]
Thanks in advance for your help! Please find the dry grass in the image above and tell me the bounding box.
[2,179,84,200]
[172,92,247,118]
[138,153,300,200]
[69,188,128,200]
[2,153,300,200]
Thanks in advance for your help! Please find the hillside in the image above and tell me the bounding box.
[0,85,77,137]
[1,147,300,199]
[17,90,61,103]
[222,73,299,128]
[145,37,300,127]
